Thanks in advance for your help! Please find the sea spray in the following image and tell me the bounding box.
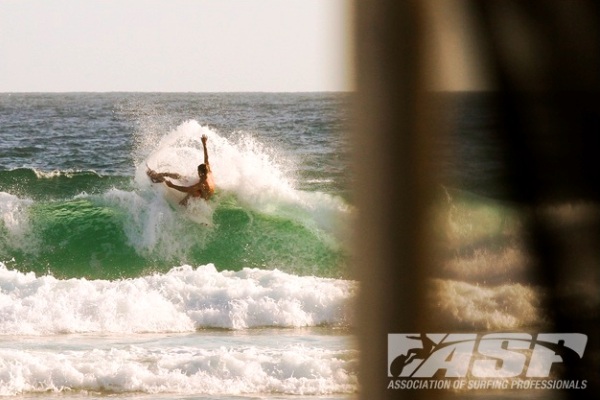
[140,121,351,242]
[100,188,212,262]
[0,192,37,256]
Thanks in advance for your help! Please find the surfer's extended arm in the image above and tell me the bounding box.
[164,180,196,193]
[164,180,200,206]
[201,134,211,172]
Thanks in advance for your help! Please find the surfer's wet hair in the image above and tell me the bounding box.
[198,164,208,175]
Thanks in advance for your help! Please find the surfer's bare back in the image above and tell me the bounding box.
[146,134,215,205]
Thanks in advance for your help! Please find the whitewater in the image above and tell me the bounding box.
[0,263,355,335]
[0,261,358,397]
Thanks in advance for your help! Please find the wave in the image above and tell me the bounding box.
[0,186,349,278]
[0,121,352,279]
[425,188,543,330]
[0,168,124,201]
[0,343,358,396]
[0,262,356,335]
[424,188,600,330]
[428,279,545,330]
[135,120,351,236]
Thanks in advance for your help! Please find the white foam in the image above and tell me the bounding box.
[442,245,531,282]
[32,168,98,179]
[0,344,358,396]
[98,188,211,261]
[0,192,38,255]
[0,263,357,335]
[430,279,544,330]
[135,120,352,242]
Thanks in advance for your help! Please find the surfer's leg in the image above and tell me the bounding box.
[147,170,182,183]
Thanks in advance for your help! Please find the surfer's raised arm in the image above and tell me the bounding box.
[201,134,211,172]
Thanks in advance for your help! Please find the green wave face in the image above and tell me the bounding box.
[27,198,145,278]
[0,170,349,280]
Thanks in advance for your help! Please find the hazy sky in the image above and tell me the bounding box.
[0,0,352,92]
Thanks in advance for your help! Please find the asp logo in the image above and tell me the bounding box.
[388,333,587,378]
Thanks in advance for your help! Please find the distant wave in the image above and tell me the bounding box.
[0,167,123,201]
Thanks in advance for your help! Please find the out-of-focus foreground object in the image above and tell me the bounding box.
[353,0,600,399]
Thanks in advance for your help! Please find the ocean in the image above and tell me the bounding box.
[1,92,595,399]
[0,93,356,399]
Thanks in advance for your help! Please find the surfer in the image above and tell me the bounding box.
[147,134,215,205]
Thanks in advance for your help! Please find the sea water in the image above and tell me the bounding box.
[1,93,356,399]
[0,93,569,398]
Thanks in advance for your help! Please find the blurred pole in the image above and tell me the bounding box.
[352,1,434,399]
